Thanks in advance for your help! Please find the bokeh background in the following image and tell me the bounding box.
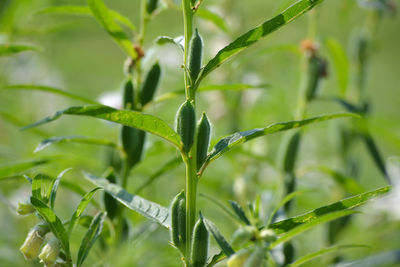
[0,0,399,266]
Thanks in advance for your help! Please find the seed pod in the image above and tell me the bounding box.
[121,127,146,169]
[188,29,203,82]
[17,201,35,215]
[39,235,60,267]
[244,246,265,267]
[282,131,301,173]
[103,170,119,220]
[305,55,327,102]
[20,224,49,260]
[190,216,209,267]
[283,242,295,265]
[227,249,252,267]
[122,78,135,110]
[146,0,158,14]
[176,100,196,153]
[140,62,161,106]
[196,113,211,170]
[259,229,277,242]
[231,226,256,248]
[170,190,186,252]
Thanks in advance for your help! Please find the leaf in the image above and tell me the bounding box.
[155,36,184,52]
[3,85,100,104]
[206,251,226,267]
[331,250,400,267]
[68,187,102,235]
[77,211,106,267]
[32,174,44,201]
[22,105,182,150]
[85,172,171,228]
[49,168,72,210]
[36,5,136,31]
[270,210,357,248]
[325,38,350,98]
[0,159,50,179]
[0,44,39,56]
[199,113,357,174]
[229,200,251,225]
[30,196,70,255]
[35,136,119,153]
[196,9,229,33]
[202,217,235,257]
[269,186,390,234]
[287,244,368,267]
[87,0,136,58]
[199,193,239,223]
[361,132,389,182]
[197,0,325,83]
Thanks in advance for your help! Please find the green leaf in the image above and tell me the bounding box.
[270,210,357,248]
[155,36,184,52]
[36,5,136,31]
[87,0,137,58]
[269,186,390,234]
[68,187,102,235]
[0,159,50,179]
[2,85,100,104]
[35,136,119,153]
[229,200,251,225]
[77,211,106,267]
[361,132,389,182]
[197,0,325,83]
[32,174,44,201]
[202,217,235,257]
[199,113,357,174]
[196,9,229,33]
[199,193,240,223]
[0,44,39,56]
[30,196,70,256]
[287,244,368,267]
[325,37,350,98]
[85,173,171,228]
[49,168,71,210]
[331,250,400,267]
[22,105,182,150]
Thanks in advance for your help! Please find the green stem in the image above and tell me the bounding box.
[182,0,194,101]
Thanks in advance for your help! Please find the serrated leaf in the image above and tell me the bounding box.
[155,36,184,52]
[35,136,118,153]
[229,200,251,225]
[87,0,136,58]
[287,244,368,267]
[270,210,356,248]
[22,105,182,150]
[30,196,70,255]
[0,159,50,179]
[85,173,171,228]
[269,186,390,234]
[197,0,325,83]
[0,44,39,56]
[3,85,99,104]
[197,9,229,33]
[69,187,102,234]
[49,168,71,210]
[77,211,106,267]
[203,217,235,257]
[199,113,357,174]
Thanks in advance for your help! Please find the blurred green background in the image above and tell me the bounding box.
[0,0,399,266]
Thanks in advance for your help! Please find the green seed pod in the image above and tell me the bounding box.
[244,247,265,267]
[283,242,295,265]
[190,216,209,267]
[170,190,186,252]
[196,113,211,170]
[146,0,158,14]
[231,226,256,248]
[121,127,146,169]
[122,78,135,110]
[103,170,119,220]
[140,62,161,106]
[39,235,60,267]
[305,55,327,102]
[20,224,49,260]
[227,249,252,267]
[17,201,35,215]
[176,100,196,153]
[259,229,277,242]
[188,29,203,82]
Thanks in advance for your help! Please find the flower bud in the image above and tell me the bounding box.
[17,201,35,215]
[39,236,60,267]
[20,224,49,260]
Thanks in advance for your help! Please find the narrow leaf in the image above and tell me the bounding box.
[199,194,240,223]
[35,136,118,153]
[197,0,325,83]
[32,174,43,201]
[200,113,357,174]
[269,186,390,234]
[197,9,229,33]
[155,36,184,52]
[361,132,389,182]
[49,168,71,210]
[77,211,106,267]
[87,0,137,58]
[0,44,39,56]
[0,159,50,179]
[85,173,171,228]
[229,200,251,225]
[3,85,100,104]
[203,217,235,256]
[22,105,182,149]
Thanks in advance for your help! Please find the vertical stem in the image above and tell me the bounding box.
[182,0,194,101]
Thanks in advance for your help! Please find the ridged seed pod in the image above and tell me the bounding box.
[140,62,161,106]
[170,190,186,252]
[196,113,211,170]
[190,216,209,267]
[121,127,146,169]
[146,0,158,14]
[244,247,265,267]
[282,131,301,173]
[176,100,196,153]
[188,29,203,82]
[122,78,135,110]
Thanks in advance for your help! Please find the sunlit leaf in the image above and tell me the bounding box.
[49,168,71,210]
[155,36,184,52]
[35,136,119,153]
